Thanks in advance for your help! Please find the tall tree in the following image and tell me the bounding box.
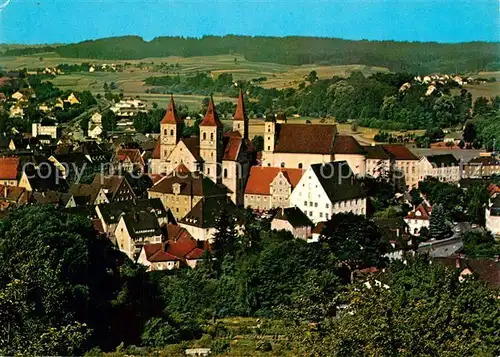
[429,203,452,239]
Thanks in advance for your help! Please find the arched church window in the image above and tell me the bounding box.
[210,133,214,141]
[163,129,167,135]
[170,129,174,136]
[280,162,285,168]
[298,163,303,169]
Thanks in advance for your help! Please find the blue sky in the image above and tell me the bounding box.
[0,0,498,44]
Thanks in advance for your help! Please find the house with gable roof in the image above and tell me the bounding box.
[418,154,460,183]
[271,207,313,240]
[404,202,432,235]
[289,161,367,223]
[244,166,304,210]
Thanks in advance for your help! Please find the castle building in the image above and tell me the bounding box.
[261,116,366,175]
[150,90,255,205]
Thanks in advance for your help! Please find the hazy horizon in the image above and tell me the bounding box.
[0,0,498,45]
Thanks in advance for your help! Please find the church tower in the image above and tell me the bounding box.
[232,88,248,138]
[199,97,223,183]
[160,95,183,161]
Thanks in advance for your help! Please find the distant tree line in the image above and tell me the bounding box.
[3,35,499,73]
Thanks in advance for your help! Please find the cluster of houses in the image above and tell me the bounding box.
[0,87,499,274]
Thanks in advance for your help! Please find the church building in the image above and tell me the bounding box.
[150,90,255,206]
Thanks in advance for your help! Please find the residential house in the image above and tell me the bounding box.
[88,113,103,139]
[485,195,500,236]
[271,207,313,240]
[11,91,24,101]
[262,116,367,175]
[382,145,419,189]
[0,185,30,210]
[18,156,68,192]
[114,148,145,173]
[32,123,61,139]
[95,198,171,239]
[311,221,326,243]
[434,256,500,288]
[137,224,208,271]
[179,195,242,242]
[289,161,367,224]
[115,210,163,259]
[418,154,460,183]
[244,166,304,210]
[65,93,80,105]
[48,152,94,183]
[404,202,432,235]
[363,145,393,178]
[463,155,500,178]
[148,164,229,221]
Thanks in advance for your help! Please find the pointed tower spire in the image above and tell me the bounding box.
[161,95,183,124]
[233,88,246,122]
[200,96,223,127]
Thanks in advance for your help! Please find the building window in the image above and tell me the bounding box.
[170,129,174,136]
[210,133,214,141]
[203,132,206,140]
[314,202,318,207]
[304,201,307,206]
[280,162,285,168]
[298,163,303,169]
[163,129,167,135]
[320,212,323,218]
[267,146,270,150]
[207,168,210,175]
[224,168,228,178]
[326,203,329,208]
[268,128,270,133]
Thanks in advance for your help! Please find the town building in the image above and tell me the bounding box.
[0,157,20,186]
[485,195,500,236]
[363,145,393,178]
[148,164,229,221]
[382,145,419,189]
[32,123,61,139]
[270,207,313,240]
[244,166,304,210]
[463,155,500,178]
[289,161,367,224]
[404,202,432,235]
[261,117,366,175]
[114,148,146,173]
[418,154,460,183]
[178,195,242,242]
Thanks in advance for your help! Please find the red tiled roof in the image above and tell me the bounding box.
[333,135,366,155]
[200,98,223,127]
[405,203,432,220]
[116,149,145,166]
[185,247,205,260]
[382,145,418,161]
[152,138,161,159]
[165,225,197,258]
[145,244,181,262]
[488,184,500,197]
[245,166,304,195]
[274,124,336,154]
[312,221,327,234]
[0,157,20,180]
[223,136,242,161]
[233,89,246,121]
[161,95,183,124]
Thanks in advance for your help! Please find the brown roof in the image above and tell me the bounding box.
[181,137,202,161]
[161,95,183,124]
[233,89,246,121]
[143,243,181,262]
[0,157,20,180]
[200,97,223,127]
[363,145,392,160]
[405,203,432,220]
[92,174,136,201]
[149,170,228,197]
[275,124,336,154]
[245,166,304,195]
[312,221,327,235]
[468,156,500,165]
[152,138,161,159]
[223,135,242,161]
[116,149,145,166]
[382,145,418,161]
[333,135,366,155]
[434,256,500,288]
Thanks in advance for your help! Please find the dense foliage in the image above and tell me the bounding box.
[5,35,499,73]
[288,256,500,356]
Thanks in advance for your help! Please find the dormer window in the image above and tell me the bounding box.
[172,183,181,195]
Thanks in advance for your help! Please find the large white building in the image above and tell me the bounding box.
[418,154,460,183]
[261,117,367,175]
[485,195,500,236]
[289,161,367,224]
[404,202,432,236]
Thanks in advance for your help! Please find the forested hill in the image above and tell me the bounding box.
[3,35,500,73]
